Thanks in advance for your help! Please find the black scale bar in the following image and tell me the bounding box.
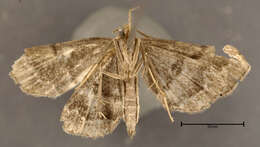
[180,121,245,127]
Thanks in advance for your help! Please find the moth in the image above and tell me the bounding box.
[10,7,251,138]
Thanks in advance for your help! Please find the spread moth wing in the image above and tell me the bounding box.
[141,37,251,113]
[10,38,112,98]
[60,56,123,138]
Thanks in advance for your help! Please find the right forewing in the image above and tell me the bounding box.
[10,38,113,98]
[141,38,250,113]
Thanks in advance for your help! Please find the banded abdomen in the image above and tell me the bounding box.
[123,77,139,137]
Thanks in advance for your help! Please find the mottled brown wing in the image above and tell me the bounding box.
[60,56,123,138]
[141,38,250,113]
[10,38,113,98]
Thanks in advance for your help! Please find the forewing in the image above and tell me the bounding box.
[60,56,123,138]
[10,38,112,98]
[141,38,250,113]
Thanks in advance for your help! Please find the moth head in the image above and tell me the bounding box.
[113,25,129,39]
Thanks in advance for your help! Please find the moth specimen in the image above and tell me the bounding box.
[10,8,251,138]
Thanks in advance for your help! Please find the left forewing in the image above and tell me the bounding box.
[141,38,251,113]
[10,38,113,98]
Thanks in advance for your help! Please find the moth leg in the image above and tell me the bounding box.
[142,67,154,92]
[141,43,161,91]
[141,64,155,89]
[96,66,116,105]
[131,58,143,78]
[147,82,155,90]
[146,59,174,122]
[96,66,109,119]
[98,112,107,119]
[96,73,107,120]
[113,39,129,69]
[97,66,105,103]
[140,44,154,86]
[141,66,146,78]
[140,43,172,114]
[102,71,124,80]
[131,38,141,69]
[130,39,143,78]
[76,63,99,89]
[137,30,154,38]
[76,45,114,90]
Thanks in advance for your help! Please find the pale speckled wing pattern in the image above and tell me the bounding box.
[60,56,123,138]
[141,38,251,113]
[10,38,112,98]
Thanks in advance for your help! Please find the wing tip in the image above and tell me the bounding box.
[223,45,251,81]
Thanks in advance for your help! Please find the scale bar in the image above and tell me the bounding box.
[181,121,245,127]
